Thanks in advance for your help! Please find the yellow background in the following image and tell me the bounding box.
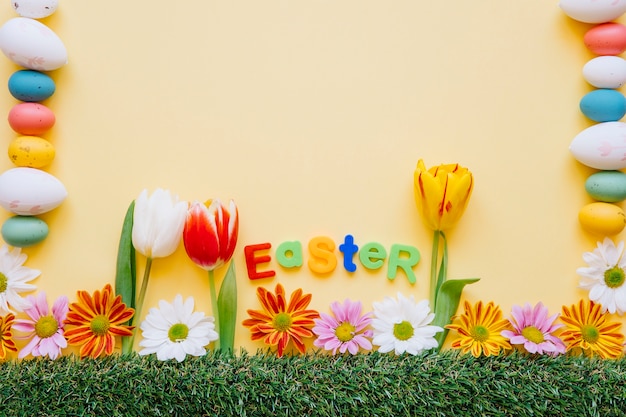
[0,0,616,355]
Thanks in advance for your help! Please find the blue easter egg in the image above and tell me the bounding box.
[585,170,626,203]
[1,215,49,247]
[8,70,56,102]
[580,89,626,122]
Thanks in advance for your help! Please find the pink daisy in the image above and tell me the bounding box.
[312,299,373,355]
[501,302,565,355]
[12,292,69,359]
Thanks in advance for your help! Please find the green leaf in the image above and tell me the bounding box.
[217,261,237,353]
[114,200,136,355]
[432,277,480,350]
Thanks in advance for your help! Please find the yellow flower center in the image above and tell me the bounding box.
[470,325,490,342]
[604,266,625,288]
[90,315,111,336]
[521,326,544,344]
[273,312,293,332]
[168,323,189,342]
[335,322,355,343]
[34,315,58,339]
[0,272,7,293]
[581,324,600,343]
[393,320,414,341]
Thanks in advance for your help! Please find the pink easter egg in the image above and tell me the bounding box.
[8,102,55,136]
[584,22,626,55]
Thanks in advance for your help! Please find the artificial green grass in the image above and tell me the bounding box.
[1,350,625,416]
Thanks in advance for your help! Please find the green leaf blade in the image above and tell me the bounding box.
[114,200,136,355]
[217,261,237,354]
[432,277,480,350]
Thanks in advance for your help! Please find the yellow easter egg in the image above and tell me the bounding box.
[8,135,55,168]
[579,202,626,236]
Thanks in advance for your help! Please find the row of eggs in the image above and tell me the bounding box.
[559,3,626,236]
[8,70,57,168]
[0,168,66,247]
[0,3,67,247]
[580,170,626,236]
[578,24,626,122]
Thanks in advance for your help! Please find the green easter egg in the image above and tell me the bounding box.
[585,170,626,203]
[1,215,49,247]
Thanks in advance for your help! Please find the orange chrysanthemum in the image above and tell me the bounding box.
[0,313,17,360]
[445,300,512,357]
[242,283,319,357]
[560,299,624,359]
[64,284,134,358]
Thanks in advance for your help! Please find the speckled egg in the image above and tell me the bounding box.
[579,202,626,235]
[8,70,55,102]
[1,215,48,247]
[12,0,58,19]
[583,56,626,89]
[8,136,55,168]
[585,170,626,202]
[580,89,626,122]
[8,102,55,136]
[584,22,626,55]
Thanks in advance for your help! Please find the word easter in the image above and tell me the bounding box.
[243,234,421,283]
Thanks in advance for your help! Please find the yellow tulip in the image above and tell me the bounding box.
[414,159,474,231]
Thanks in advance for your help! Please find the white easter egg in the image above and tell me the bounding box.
[12,0,59,19]
[0,167,67,215]
[570,121,626,170]
[583,56,626,89]
[560,0,626,23]
[0,17,67,71]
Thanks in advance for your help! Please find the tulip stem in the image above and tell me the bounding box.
[208,269,221,351]
[430,230,448,310]
[430,231,439,309]
[130,257,153,350]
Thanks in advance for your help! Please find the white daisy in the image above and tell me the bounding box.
[138,294,218,362]
[0,245,39,315]
[371,292,442,355]
[577,237,626,315]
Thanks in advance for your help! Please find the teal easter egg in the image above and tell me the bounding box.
[580,89,626,122]
[585,170,626,202]
[8,70,55,102]
[1,215,49,247]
